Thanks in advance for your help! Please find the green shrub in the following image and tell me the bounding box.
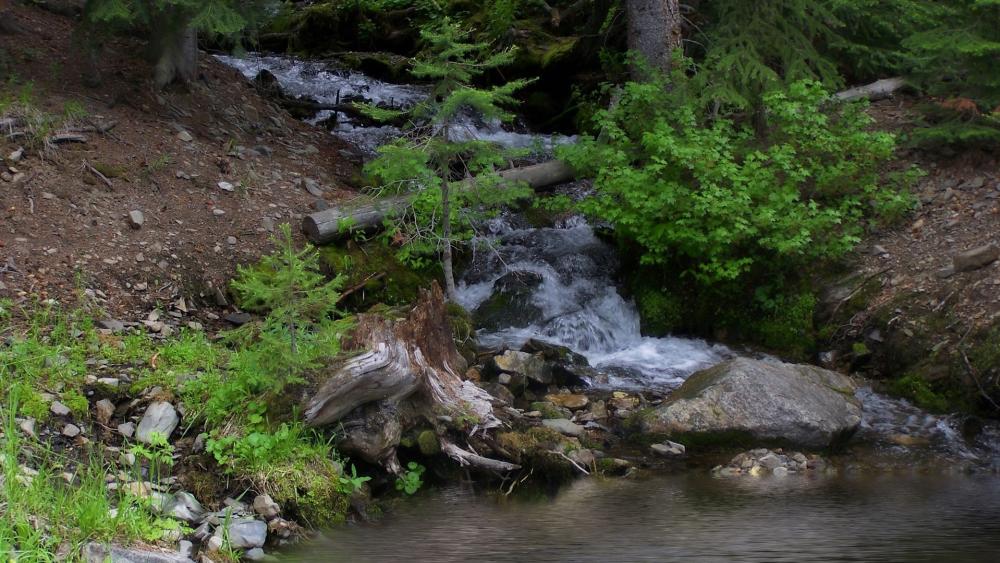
[889,374,950,413]
[561,73,910,289]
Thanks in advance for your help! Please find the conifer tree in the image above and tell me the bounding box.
[83,0,273,88]
[365,19,532,301]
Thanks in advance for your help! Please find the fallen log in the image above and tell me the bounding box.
[834,77,907,102]
[305,283,512,474]
[302,159,576,244]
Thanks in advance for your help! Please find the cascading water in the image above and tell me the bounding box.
[215,53,574,156]
[216,52,999,464]
[455,214,730,392]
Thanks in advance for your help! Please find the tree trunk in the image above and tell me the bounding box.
[440,178,458,302]
[302,160,576,244]
[626,0,682,80]
[151,10,197,89]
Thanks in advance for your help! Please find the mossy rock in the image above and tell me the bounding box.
[416,430,440,456]
[265,459,357,528]
[337,51,413,82]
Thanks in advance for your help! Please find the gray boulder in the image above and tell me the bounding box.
[643,358,861,448]
[84,543,194,563]
[213,518,267,550]
[136,402,179,444]
[493,350,552,384]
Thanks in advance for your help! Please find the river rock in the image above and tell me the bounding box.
[84,542,195,563]
[136,402,179,444]
[50,400,71,417]
[643,358,861,448]
[473,271,544,330]
[650,440,686,457]
[493,350,552,384]
[213,518,267,549]
[165,491,205,523]
[542,418,584,437]
[545,393,589,410]
[252,494,281,520]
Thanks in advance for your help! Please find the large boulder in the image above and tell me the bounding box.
[642,358,861,448]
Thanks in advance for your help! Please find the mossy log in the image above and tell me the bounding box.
[305,283,518,473]
[302,160,575,244]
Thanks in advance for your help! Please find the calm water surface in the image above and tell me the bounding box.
[283,473,1000,562]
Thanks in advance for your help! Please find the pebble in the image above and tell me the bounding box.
[62,424,81,437]
[128,210,144,229]
[541,418,585,437]
[212,208,225,216]
[227,236,237,245]
[253,494,281,520]
[50,401,71,417]
[19,418,36,438]
[118,422,136,438]
[95,399,115,425]
[8,147,23,162]
[218,181,235,192]
[177,131,193,142]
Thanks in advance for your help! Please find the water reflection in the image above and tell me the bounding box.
[282,473,1000,562]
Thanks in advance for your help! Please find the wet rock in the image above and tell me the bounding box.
[545,393,588,410]
[480,381,515,404]
[473,271,544,330]
[952,244,999,273]
[244,548,269,561]
[213,518,267,550]
[644,358,861,448]
[252,494,281,520]
[542,418,584,437]
[136,402,179,444]
[650,440,686,457]
[712,448,823,476]
[493,350,552,384]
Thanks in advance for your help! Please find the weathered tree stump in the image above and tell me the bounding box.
[305,283,516,474]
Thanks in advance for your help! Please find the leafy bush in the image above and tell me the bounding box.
[561,73,911,288]
[395,461,425,495]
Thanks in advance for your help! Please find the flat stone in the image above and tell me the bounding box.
[953,244,999,273]
[218,181,235,192]
[177,131,193,142]
[84,542,195,563]
[98,319,125,332]
[650,440,686,457]
[136,402,179,444]
[542,418,584,437]
[545,393,589,410]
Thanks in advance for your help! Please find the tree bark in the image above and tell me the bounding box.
[833,77,906,102]
[302,160,576,244]
[305,284,511,474]
[626,0,682,80]
[151,11,197,89]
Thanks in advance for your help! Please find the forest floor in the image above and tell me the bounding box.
[0,4,362,326]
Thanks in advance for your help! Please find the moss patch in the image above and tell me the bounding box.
[321,240,439,309]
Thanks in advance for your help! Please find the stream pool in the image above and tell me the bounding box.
[281,472,1000,562]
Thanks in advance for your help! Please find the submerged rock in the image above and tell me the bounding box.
[473,270,544,330]
[643,358,861,448]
